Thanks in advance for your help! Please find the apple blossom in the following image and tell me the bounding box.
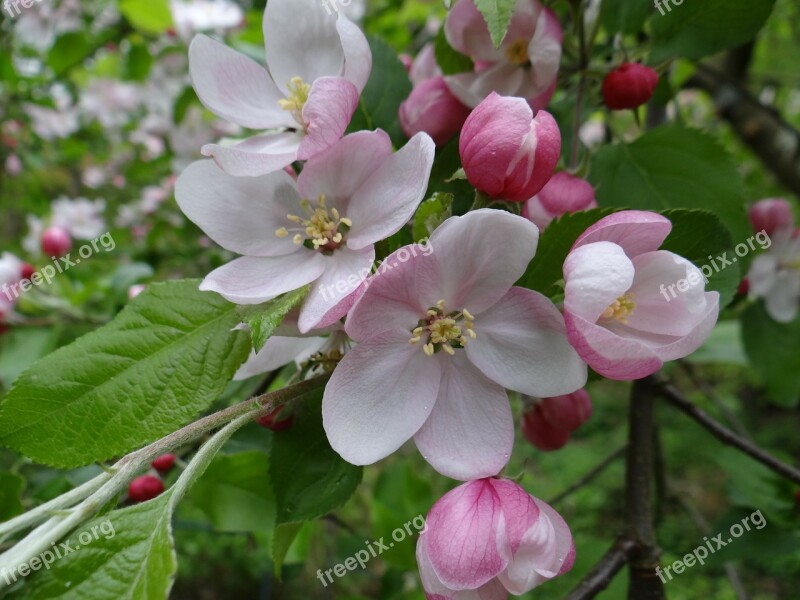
[748,227,800,323]
[322,209,587,480]
[602,63,659,110]
[176,130,435,333]
[417,478,575,599]
[521,389,592,452]
[189,0,372,176]
[748,198,794,237]
[563,211,720,380]
[522,172,598,230]
[51,196,107,240]
[444,0,562,110]
[460,93,560,203]
[169,0,244,40]
[40,226,73,258]
[0,252,25,318]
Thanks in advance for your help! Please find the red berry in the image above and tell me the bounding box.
[151,453,176,474]
[602,63,660,110]
[40,227,72,258]
[20,263,35,281]
[256,406,294,431]
[128,475,164,503]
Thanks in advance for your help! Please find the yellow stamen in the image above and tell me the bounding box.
[277,76,311,126]
[410,301,478,357]
[275,227,289,238]
[505,39,530,66]
[601,293,636,324]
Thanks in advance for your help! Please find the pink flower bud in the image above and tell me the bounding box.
[417,478,575,596]
[151,453,176,473]
[748,198,794,237]
[399,76,471,146]
[521,390,592,451]
[20,263,36,281]
[602,63,659,110]
[128,475,164,503]
[460,93,561,202]
[523,172,598,230]
[40,226,72,258]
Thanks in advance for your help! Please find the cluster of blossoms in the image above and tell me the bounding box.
[174,0,720,596]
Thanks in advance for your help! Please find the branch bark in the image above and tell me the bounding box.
[565,537,637,600]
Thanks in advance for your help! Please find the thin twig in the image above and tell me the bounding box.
[565,537,636,600]
[657,379,800,486]
[678,361,752,440]
[548,446,626,506]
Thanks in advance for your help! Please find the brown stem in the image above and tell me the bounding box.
[565,537,636,600]
[657,379,800,486]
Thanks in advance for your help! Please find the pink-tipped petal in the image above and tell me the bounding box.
[322,329,441,465]
[297,77,360,161]
[572,210,672,257]
[201,131,301,177]
[414,353,513,481]
[346,132,436,249]
[189,35,293,129]
[653,291,720,361]
[467,287,587,397]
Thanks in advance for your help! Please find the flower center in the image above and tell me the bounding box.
[600,293,636,324]
[275,194,352,253]
[505,39,531,67]
[409,299,476,356]
[277,76,311,128]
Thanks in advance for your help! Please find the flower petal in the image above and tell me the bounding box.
[430,209,540,314]
[336,14,372,92]
[189,35,293,129]
[298,245,375,333]
[652,291,720,361]
[346,132,436,249]
[414,352,513,480]
[201,131,301,177]
[765,274,800,323]
[467,287,587,397]
[264,0,345,93]
[297,77,360,161]
[322,328,441,465]
[345,246,444,341]
[572,210,672,258]
[563,241,635,323]
[200,253,326,304]
[175,159,301,257]
[234,336,326,380]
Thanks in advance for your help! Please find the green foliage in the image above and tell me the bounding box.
[412,193,453,241]
[0,281,251,468]
[650,0,778,61]
[589,125,750,242]
[47,33,92,76]
[16,494,178,599]
[741,302,800,407]
[347,36,412,147]
[119,0,174,35]
[601,0,654,35]
[473,0,517,48]
[0,472,25,521]
[433,27,474,75]
[237,287,309,353]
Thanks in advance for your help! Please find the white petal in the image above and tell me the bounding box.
[201,131,301,177]
[234,336,326,380]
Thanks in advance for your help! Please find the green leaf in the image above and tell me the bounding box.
[0,327,60,392]
[184,451,275,532]
[0,281,251,468]
[741,302,800,407]
[14,494,178,599]
[650,0,777,61]
[474,0,517,48]
[346,36,412,147]
[47,33,91,76]
[413,193,453,241]
[659,209,741,307]
[272,522,304,578]
[120,0,174,35]
[516,208,617,296]
[434,27,474,75]
[601,0,654,34]
[125,43,154,81]
[236,287,309,353]
[269,392,362,528]
[0,472,25,521]
[588,125,749,242]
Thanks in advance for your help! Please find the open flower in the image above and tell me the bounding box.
[748,227,800,323]
[417,478,575,599]
[444,0,562,110]
[563,211,720,380]
[322,209,587,480]
[0,252,25,318]
[176,130,435,333]
[189,0,372,176]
